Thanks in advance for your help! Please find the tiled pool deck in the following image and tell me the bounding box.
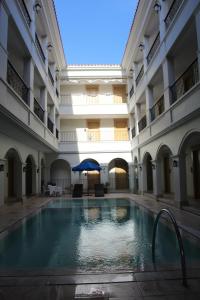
[0,194,199,299]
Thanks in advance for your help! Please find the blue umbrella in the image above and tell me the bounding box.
[72,161,101,171]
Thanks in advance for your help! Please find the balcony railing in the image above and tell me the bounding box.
[48,67,54,86]
[35,33,45,63]
[150,95,165,122]
[18,0,31,27]
[60,129,129,143]
[61,94,127,105]
[56,128,59,139]
[138,115,147,132]
[7,60,29,105]
[136,65,144,86]
[170,59,199,105]
[47,117,54,133]
[131,127,136,139]
[165,0,184,28]
[34,98,44,122]
[129,85,134,99]
[147,33,160,65]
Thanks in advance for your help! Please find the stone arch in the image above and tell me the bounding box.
[142,152,153,193]
[178,131,200,204]
[25,155,36,196]
[4,148,22,202]
[156,144,174,196]
[50,159,71,192]
[108,158,129,191]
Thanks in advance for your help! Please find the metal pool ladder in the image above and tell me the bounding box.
[152,208,187,286]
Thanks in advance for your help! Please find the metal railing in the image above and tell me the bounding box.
[47,117,54,133]
[60,94,127,105]
[34,98,44,122]
[165,0,184,28]
[150,95,165,121]
[129,85,134,99]
[7,60,29,105]
[138,115,147,132]
[152,208,187,286]
[136,65,144,86]
[56,128,59,139]
[48,67,54,86]
[131,127,136,139]
[35,33,45,63]
[18,0,31,27]
[147,32,160,65]
[170,59,199,105]
[60,129,129,142]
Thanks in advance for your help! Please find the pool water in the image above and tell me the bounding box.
[0,198,199,272]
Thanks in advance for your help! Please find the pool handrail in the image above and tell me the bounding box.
[152,208,187,286]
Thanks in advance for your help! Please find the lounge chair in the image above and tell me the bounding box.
[94,184,104,197]
[72,184,83,197]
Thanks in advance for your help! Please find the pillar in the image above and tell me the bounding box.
[0,2,8,80]
[135,103,141,135]
[195,8,200,76]
[128,163,134,192]
[145,85,154,125]
[24,58,34,110]
[0,159,6,206]
[162,57,175,110]
[151,160,160,200]
[22,162,26,201]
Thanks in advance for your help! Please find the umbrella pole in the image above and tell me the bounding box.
[87,171,89,196]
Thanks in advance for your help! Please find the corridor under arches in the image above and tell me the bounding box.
[108,158,129,191]
[50,159,71,192]
[25,155,36,197]
[143,152,153,193]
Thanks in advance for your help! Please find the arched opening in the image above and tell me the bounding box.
[50,159,71,192]
[143,153,153,193]
[133,157,139,193]
[156,145,174,196]
[108,158,129,191]
[179,132,200,205]
[41,158,45,193]
[5,148,22,202]
[81,158,100,191]
[25,155,36,197]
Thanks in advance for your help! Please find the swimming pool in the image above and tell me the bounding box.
[0,198,199,272]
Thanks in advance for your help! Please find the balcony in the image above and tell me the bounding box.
[48,67,54,86]
[48,117,54,133]
[34,98,44,122]
[138,115,147,132]
[147,33,160,65]
[170,59,199,105]
[7,60,29,105]
[18,0,31,27]
[150,95,165,122]
[60,129,129,143]
[165,0,184,28]
[56,128,59,139]
[136,65,144,86]
[131,127,136,139]
[129,85,134,99]
[35,33,45,64]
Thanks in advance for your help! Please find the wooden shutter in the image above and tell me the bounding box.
[114,119,128,141]
[87,120,100,141]
[113,85,126,103]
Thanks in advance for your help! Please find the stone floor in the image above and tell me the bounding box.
[0,193,200,299]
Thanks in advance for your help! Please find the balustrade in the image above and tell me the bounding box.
[47,117,54,133]
[147,33,160,65]
[165,0,184,28]
[138,115,147,132]
[34,98,44,122]
[136,65,144,86]
[35,33,45,63]
[150,95,164,121]
[18,0,31,27]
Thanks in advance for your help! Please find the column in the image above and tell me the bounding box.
[145,85,154,125]
[41,87,47,126]
[128,163,134,192]
[135,103,141,135]
[159,1,168,40]
[0,2,8,80]
[171,155,187,208]
[195,8,200,76]
[138,163,143,194]
[162,57,175,111]
[151,160,160,200]
[0,159,6,206]
[22,162,26,201]
[24,58,34,111]
[129,113,135,139]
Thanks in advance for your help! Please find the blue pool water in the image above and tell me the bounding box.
[0,198,199,271]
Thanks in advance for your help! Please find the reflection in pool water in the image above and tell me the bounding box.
[0,198,199,271]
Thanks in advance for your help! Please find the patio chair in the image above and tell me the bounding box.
[72,184,83,197]
[94,184,104,197]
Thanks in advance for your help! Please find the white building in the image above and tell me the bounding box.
[0,0,200,210]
